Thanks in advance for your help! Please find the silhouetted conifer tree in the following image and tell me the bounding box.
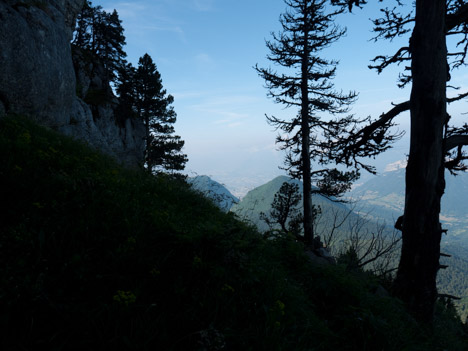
[73,1,126,82]
[255,0,359,246]
[115,62,137,125]
[260,181,305,238]
[148,134,188,174]
[73,3,186,174]
[134,54,187,173]
[73,1,93,48]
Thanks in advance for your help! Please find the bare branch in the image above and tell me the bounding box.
[446,3,468,32]
[444,134,468,153]
[447,90,468,103]
[369,47,411,73]
[333,100,409,172]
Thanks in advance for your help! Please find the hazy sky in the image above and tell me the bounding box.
[94,0,467,195]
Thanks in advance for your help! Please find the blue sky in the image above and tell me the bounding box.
[94,0,467,195]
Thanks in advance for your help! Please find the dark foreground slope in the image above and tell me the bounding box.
[1,116,467,350]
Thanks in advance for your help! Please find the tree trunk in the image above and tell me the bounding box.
[145,115,152,171]
[302,104,313,246]
[393,0,447,322]
[301,27,314,246]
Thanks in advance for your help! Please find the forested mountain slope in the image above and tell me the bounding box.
[349,168,468,320]
[231,176,351,232]
[231,175,396,256]
[349,168,468,245]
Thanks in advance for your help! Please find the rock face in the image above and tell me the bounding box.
[0,0,80,124]
[0,0,145,167]
[187,175,239,212]
[67,45,146,167]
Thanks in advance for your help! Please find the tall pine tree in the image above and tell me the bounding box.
[133,54,187,173]
[255,0,358,246]
[115,62,137,125]
[73,1,126,82]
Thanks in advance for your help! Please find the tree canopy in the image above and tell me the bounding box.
[118,54,187,174]
[260,181,305,238]
[73,0,126,82]
[73,2,187,175]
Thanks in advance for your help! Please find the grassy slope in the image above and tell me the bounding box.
[1,116,467,350]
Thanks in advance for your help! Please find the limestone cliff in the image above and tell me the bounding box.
[0,0,145,167]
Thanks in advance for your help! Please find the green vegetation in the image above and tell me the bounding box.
[349,170,468,318]
[232,176,360,237]
[73,1,187,175]
[1,115,467,350]
[438,244,468,322]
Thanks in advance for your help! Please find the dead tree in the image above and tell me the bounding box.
[331,0,468,322]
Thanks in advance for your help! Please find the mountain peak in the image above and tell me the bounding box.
[188,175,239,212]
[384,160,407,173]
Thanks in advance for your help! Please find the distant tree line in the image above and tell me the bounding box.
[72,0,187,175]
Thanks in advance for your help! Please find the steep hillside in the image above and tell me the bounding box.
[438,244,468,321]
[231,176,394,251]
[350,169,405,222]
[1,116,467,350]
[232,175,350,231]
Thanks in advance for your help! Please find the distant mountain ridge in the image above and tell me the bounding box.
[192,171,468,248]
[230,172,468,320]
[187,175,239,212]
[349,168,468,245]
[231,175,367,237]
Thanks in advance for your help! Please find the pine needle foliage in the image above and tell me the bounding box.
[255,0,359,245]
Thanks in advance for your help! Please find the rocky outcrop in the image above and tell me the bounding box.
[0,0,145,167]
[63,96,145,167]
[0,0,81,124]
[187,175,240,212]
[68,45,145,167]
